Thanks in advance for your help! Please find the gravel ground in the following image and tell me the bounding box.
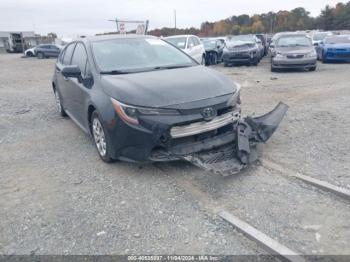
[0,54,349,255]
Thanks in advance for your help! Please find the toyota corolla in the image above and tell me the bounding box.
[52,35,287,175]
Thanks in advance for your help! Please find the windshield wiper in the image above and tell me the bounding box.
[100,70,130,75]
[153,65,192,70]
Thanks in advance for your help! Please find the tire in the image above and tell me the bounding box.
[37,52,44,59]
[271,64,276,72]
[309,66,316,71]
[26,51,33,57]
[91,111,114,163]
[201,54,205,65]
[252,57,259,66]
[321,52,327,63]
[54,89,67,117]
[211,53,218,65]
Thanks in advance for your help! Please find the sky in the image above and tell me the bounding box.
[0,0,345,37]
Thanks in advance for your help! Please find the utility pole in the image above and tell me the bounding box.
[174,9,177,34]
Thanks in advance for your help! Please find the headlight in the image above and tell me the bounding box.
[306,50,317,58]
[275,53,284,58]
[227,83,241,107]
[111,98,179,125]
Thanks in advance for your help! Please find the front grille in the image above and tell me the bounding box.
[335,53,350,58]
[286,54,304,59]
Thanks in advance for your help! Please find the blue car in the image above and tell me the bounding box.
[317,35,350,63]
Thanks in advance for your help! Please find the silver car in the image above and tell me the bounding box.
[270,33,317,72]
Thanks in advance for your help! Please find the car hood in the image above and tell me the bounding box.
[101,66,237,108]
[275,46,313,54]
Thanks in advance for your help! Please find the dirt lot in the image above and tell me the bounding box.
[1,54,350,255]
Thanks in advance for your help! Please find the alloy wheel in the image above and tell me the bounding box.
[92,118,107,157]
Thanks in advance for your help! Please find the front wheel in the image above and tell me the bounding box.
[54,89,67,117]
[211,53,218,65]
[91,111,114,163]
[309,66,316,71]
[200,55,205,65]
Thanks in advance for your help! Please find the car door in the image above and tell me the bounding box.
[56,42,76,113]
[68,42,90,126]
[192,36,203,63]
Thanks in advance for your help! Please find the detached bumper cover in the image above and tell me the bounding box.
[183,102,288,176]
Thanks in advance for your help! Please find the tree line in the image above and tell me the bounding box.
[148,1,350,37]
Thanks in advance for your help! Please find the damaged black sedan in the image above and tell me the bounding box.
[52,35,287,175]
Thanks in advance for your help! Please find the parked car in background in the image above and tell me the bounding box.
[312,31,334,46]
[270,33,317,72]
[52,35,287,174]
[256,34,268,56]
[201,38,225,65]
[34,44,62,59]
[222,35,261,66]
[164,35,205,64]
[317,35,350,63]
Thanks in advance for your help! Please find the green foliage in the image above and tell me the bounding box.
[148,2,350,37]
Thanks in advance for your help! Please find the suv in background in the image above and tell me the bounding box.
[35,44,62,59]
[164,35,206,64]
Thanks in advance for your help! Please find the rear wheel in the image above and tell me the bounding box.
[309,66,316,71]
[91,111,113,163]
[26,51,34,57]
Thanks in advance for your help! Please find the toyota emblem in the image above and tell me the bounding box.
[202,107,216,121]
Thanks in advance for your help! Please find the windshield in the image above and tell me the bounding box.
[202,40,216,48]
[92,38,196,73]
[165,37,187,49]
[276,36,311,47]
[226,35,255,43]
[324,36,350,44]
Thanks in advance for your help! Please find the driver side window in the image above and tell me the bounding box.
[71,43,89,78]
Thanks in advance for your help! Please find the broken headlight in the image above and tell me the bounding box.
[111,98,179,125]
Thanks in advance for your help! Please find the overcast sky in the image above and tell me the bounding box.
[0,0,345,37]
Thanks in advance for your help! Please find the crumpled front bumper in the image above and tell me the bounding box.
[182,102,289,176]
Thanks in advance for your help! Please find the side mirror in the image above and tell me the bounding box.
[61,65,81,78]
